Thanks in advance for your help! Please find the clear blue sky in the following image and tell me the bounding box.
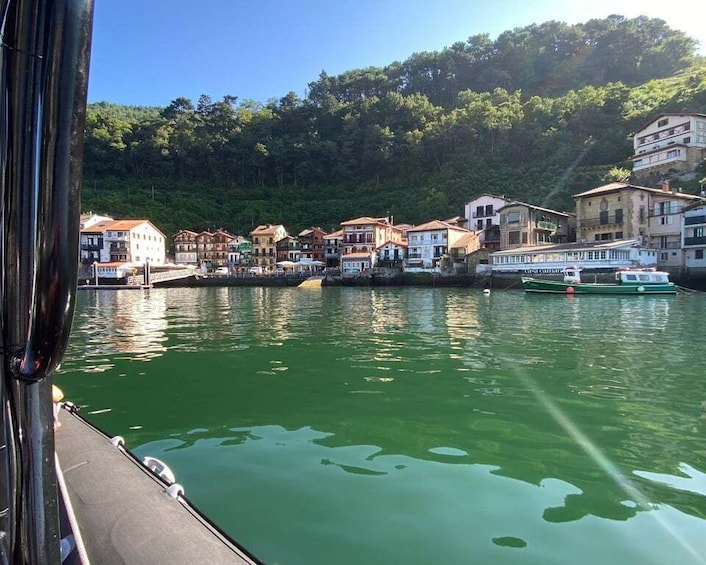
[88,0,705,108]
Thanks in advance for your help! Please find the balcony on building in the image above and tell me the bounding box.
[685,215,706,226]
[535,220,558,232]
[581,213,624,228]
[684,236,706,246]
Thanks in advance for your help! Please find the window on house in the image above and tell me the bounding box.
[521,232,528,244]
[684,137,691,144]
[667,149,679,159]
[696,250,704,260]
[615,209,623,223]
[658,118,668,127]
[615,232,623,239]
[476,206,484,217]
[485,204,493,216]
[508,231,520,245]
[599,211,608,225]
[506,212,521,223]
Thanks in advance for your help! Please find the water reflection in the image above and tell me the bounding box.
[66,289,168,368]
[59,287,706,565]
[133,424,706,565]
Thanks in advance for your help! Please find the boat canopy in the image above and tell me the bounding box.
[615,268,671,285]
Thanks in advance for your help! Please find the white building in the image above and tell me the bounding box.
[404,220,473,272]
[464,194,511,248]
[631,113,706,175]
[488,239,658,275]
[81,219,166,266]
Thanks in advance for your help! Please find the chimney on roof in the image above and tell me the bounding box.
[661,180,670,193]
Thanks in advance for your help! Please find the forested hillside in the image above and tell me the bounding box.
[82,15,706,239]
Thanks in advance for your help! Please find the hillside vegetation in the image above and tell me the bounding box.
[81,15,706,239]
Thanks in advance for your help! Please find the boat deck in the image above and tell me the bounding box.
[55,406,263,564]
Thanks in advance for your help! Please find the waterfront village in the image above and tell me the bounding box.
[79,112,706,288]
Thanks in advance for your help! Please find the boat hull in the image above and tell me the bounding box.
[521,277,677,295]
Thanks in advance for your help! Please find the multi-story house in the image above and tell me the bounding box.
[227,236,252,269]
[404,220,473,272]
[340,216,403,276]
[210,230,234,268]
[497,202,573,250]
[448,232,481,273]
[574,181,704,269]
[323,229,343,268]
[631,113,706,177]
[276,235,300,263]
[464,194,511,247]
[80,219,111,264]
[298,227,327,262]
[173,230,198,265]
[683,201,706,277]
[377,240,407,266]
[97,219,166,265]
[250,224,287,271]
[650,182,705,270]
[195,231,214,268]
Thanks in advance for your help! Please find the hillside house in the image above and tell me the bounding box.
[631,113,706,177]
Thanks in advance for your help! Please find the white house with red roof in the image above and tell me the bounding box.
[377,239,407,264]
[80,219,166,266]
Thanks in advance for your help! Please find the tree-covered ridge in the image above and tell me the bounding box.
[308,14,699,107]
[81,16,706,241]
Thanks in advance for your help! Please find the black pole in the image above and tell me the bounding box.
[0,1,94,563]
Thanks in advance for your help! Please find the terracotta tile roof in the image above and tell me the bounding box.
[407,219,471,232]
[251,224,285,235]
[340,216,388,226]
[106,219,150,230]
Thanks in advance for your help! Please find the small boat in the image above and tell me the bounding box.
[521,266,677,295]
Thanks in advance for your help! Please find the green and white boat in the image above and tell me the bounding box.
[521,266,677,295]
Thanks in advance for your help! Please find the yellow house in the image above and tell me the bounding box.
[250,224,287,271]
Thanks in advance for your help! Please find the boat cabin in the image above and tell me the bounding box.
[562,266,581,283]
[614,268,671,285]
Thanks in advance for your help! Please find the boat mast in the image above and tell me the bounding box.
[0,1,94,562]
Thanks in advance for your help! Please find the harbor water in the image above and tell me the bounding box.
[57,287,706,565]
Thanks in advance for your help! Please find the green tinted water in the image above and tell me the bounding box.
[57,287,706,564]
